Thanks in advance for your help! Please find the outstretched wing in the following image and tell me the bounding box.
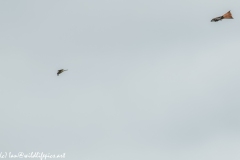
[57,70,62,76]
[211,16,223,22]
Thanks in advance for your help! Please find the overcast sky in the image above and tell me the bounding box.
[1,0,240,160]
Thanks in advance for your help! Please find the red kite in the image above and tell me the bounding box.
[211,11,233,22]
[57,69,68,76]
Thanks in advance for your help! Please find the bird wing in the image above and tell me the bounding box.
[57,70,62,75]
[211,16,223,22]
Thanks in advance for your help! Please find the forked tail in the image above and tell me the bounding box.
[223,11,233,19]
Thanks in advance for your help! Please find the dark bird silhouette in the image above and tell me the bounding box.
[211,11,233,22]
[57,69,68,76]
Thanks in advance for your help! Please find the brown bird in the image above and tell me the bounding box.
[57,69,68,76]
[211,11,233,22]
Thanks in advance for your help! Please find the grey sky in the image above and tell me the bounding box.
[1,0,240,160]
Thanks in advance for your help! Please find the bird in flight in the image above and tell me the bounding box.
[211,11,233,22]
[57,69,68,76]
